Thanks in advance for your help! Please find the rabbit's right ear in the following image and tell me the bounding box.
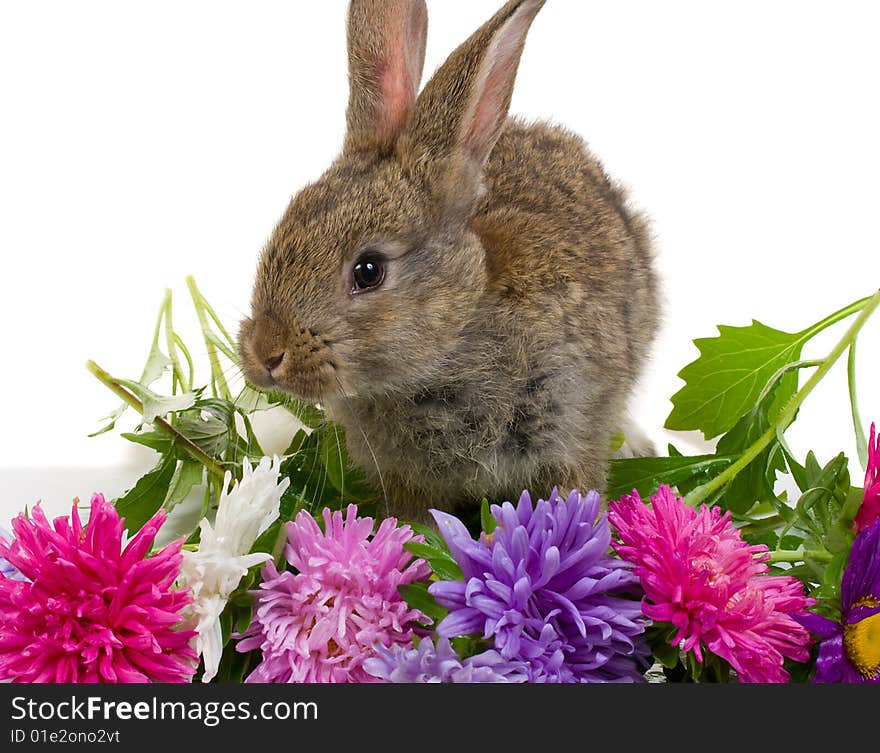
[398,0,545,199]
[344,0,428,153]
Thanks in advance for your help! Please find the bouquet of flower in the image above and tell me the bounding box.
[1,278,878,684]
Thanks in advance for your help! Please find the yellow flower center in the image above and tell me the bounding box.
[843,598,880,680]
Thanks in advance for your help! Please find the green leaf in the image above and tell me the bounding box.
[234,384,275,414]
[121,430,173,454]
[164,460,204,511]
[113,453,178,534]
[606,454,733,500]
[116,378,199,424]
[398,582,448,623]
[237,412,266,461]
[665,320,807,439]
[713,378,794,513]
[175,408,231,457]
[407,522,449,552]
[609,431,625,454]
[480,499,497,535]
[794,452,855,558]
[780,441,809,493]
[317,424,377,505]
[89,305,174,436]
[405,542,464,582]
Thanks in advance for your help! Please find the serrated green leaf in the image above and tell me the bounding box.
[606,454,733,500]
[116,378,199,424]
[665,320,808,439]
[175,411,231,457]
[113,453,178,534]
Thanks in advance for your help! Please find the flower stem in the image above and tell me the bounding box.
[86,360,228,484]
[685,288,880,507]
[767,548,832,564]
[797,294,874,340]
[186,276,232,400]
[848,342,868,470]
[162,290,189,396]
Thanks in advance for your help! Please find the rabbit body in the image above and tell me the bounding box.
[239,0,659,521]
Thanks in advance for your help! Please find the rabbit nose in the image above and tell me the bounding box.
[263,352,285,372]
[248,314,289,374]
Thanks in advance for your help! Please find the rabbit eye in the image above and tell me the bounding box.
[351,253,386,293]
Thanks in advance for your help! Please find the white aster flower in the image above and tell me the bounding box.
[179,455,291,683]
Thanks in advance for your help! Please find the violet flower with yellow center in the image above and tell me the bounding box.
[796,518,880,682]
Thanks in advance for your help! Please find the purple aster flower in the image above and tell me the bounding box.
[796,518,880,682]
[429,489,650,683]
[363,638,529,683]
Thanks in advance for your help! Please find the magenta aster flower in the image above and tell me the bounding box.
[855,423,880,532]
[236,505,431,683]
[429,489,650,683]
[796,519,880,682]
[609,485,815,683]
[0,495,196,683]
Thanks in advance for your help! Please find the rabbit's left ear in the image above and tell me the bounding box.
[344,0,429,152]
[401,0,545,169]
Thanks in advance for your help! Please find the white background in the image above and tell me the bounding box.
[1,0,878,525]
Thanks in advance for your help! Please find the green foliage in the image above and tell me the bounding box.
[606,290,879,684]
[398,582,448,624]
[114,453,178,534]
[607,453,732,500]
[404,523,463,583]
[712,380,792,513]
[665,320,806,439]
[89,280,880,684]
[480,498,497,535]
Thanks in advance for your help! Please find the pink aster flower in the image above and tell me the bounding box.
[609,485,814,683]
[236,505,431,683]
[0,495,196,683]
[855,422,880,532]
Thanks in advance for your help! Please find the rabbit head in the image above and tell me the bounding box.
[239,0,546,402]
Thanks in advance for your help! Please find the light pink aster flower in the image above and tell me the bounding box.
[609,485,814,683]
[237,505,431,683]
[0,495,196,683]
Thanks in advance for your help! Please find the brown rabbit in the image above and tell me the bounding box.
[239,0,659,521]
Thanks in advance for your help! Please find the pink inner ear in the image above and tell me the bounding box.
[377,3,427,141]
[464,63,511,157]
[379,46,414,138]
[463,6,536,160]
